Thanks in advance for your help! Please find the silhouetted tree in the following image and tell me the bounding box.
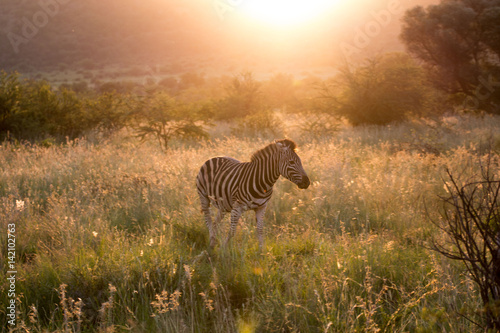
[131,93,209,151]
[401,0,500,113]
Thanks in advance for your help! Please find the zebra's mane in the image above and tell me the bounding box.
[250,139,297,162]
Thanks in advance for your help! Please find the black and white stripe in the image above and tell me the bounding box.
[196,139,310,250]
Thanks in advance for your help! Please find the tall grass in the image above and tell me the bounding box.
[1,114,499,332]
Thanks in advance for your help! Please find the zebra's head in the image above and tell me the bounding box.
[275,139,310,189]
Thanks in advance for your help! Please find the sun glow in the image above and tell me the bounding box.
[240,0,338,28]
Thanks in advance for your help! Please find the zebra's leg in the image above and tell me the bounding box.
[213,209,225,243]
[255,205,267,251]
[226,205,244,246]
[199,193,216,248]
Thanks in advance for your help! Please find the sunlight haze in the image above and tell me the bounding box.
[239,0,339,28]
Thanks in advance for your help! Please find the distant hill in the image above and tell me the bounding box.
[0,0,216,70]
[0,0,439,74]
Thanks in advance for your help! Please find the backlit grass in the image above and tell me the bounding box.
[1,114,499,332]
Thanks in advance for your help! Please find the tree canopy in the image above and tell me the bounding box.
[401,0,500,113]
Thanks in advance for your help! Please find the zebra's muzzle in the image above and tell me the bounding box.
[297,176,310,189]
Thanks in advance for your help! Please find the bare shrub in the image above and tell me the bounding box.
[432,153,500,330]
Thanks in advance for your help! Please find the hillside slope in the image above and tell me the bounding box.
[0,0,438,73]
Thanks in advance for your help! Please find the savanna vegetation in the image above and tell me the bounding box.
[2,0,500,331]
[2,114,500,332]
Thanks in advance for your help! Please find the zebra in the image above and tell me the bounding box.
[196,139,310,250]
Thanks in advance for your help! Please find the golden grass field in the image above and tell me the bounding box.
[1,113,500,332]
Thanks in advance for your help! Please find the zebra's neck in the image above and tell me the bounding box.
[250,144,281,189]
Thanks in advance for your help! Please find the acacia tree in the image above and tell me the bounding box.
[400,0,500,113]
[131,93,209,151]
